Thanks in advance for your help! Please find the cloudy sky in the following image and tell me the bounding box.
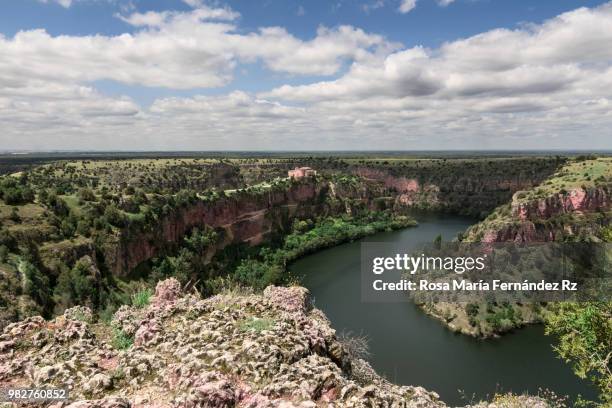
[1,0,611,151]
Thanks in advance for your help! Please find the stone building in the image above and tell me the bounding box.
[288,167,317,179]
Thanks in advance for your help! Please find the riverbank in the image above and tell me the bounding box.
[295,214,598,405]
[229,211,417,290]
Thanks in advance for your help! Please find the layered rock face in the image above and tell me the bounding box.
[102,179,391,277]
[0,279,446,408]
[512,187,609,221]
[479,186,610,243]
[103,182,325,276]
[352,163,555,217]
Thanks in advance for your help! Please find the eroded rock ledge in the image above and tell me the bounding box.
[0,279,448,407]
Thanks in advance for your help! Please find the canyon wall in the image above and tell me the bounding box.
[351,159,561,217]
[476,186,610,243]
[102,158,565,277]
[102,179,387,277]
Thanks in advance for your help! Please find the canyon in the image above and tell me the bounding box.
[0,155,608,407]
[100,158,564,279]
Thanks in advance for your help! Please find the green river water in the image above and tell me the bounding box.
[292,213,597,406]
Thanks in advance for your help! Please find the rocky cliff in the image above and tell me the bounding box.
[101,159,560,277]
[102,179,388,277]
[0,278,551,408]
[467,185,610,243]
[351,157,561,218]
[463,158,611,243]
[0,279,445,407]
[514,187,609,220]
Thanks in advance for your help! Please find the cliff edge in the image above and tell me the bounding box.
[0,279,445,408]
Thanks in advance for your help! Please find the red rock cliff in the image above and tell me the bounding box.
[102,180,385,276]
[478,186,610,243]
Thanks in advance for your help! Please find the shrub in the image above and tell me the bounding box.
[60,218,76,238]
[0,178,35,205]
[238,317,275,333]
[0,245,8,263]
[77,188,96,202]
[546,302,612,404]
[20,259,51,309]
[338,331,370,360]
[466,302,479,317]
[112,327,134,350]
[9,208,20,223]
[104,204,127,227]
[53,259,98,311]
[131,288,153,309]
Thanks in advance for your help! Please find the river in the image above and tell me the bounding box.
[291,213,597,406]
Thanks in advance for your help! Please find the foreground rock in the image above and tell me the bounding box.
[0,279,448,407]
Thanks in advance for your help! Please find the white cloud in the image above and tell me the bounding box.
[363,0,385,14]
[182,0,203,7]
[398,0,456,14]
[0,6,392,90]
[3,3,612,150]
[38,0,73,7]
[266,4,612,103]
[117,6,239,27]
[398,0,417,14]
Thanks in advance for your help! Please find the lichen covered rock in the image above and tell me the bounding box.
[0,279,488,407]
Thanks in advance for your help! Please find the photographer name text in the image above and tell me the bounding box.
[372,279,578,292]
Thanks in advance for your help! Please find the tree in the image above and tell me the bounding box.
[19,259,51,309]
[234,259,282,290]
[53,258,99,311]
[60,216,77,238]
[184,228,218,254]
[45,193,69,217]
[0,245,8,263]
[545,302,612,404]
[104,204,127,227]
[77,188,96,202]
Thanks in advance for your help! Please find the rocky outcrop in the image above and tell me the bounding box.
[0,279,447,407]
[352,161,557,217]
[102,178,394,277]
[353,168,440,210]
[102,181,326,276]
[513,187,609,221]
[476,186,610,243]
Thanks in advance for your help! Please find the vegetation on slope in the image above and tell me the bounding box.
[230,212,416,290]
[0,160,415,325]
[422,157,611,404]
[464,157,611,242]
[545,302,612,405]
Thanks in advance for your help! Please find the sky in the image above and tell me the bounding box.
[0,0,611,151]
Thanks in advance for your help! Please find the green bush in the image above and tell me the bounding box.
[466,302,479,317]
[546,302,612,404]
[9,208,20,223]
[111,327,134,350]
[0,178,35,205]
[104,204,128,227]
[238,317,274,333]
[131,288,153,309]
[0,245,8,263]
[53,259,98,312]
[77,188,96,202]
[20,259,51,310]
